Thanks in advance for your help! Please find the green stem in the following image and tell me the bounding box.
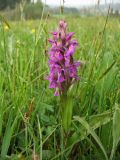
[60,94,73,132]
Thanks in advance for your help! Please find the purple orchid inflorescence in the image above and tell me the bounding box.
[47,20,80,96]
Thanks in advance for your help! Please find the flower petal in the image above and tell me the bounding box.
[66,45,75,57]
[54,90,59,96]
[66,32,74,41]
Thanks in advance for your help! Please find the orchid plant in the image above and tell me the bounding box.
[47,20,80,131]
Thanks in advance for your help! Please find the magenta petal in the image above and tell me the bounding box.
[49,81,57,89]
[66,32,74,41]
[74,61,81,67]
[48,51,54,54]
[58,74,65,82]
[54,90,59,96]
[65,57,70,67]
[51,31,57,35]
[59,20,67,30]
[50,54,57,62]
[70,40,78,46]
[52,31,59,39]
[69,66,77,78]
[58,53,63,60]
[57,71,65,82]
[66,45,75,56]
[48,39,55,44]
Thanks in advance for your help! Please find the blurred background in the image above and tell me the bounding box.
[0,0,120,21]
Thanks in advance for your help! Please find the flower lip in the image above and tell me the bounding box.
[66,45,75,57]
[70,40,78,46]
[54,90,59,96]
[49,80,57,89]
[51,31,57,35]
[66,32,74,41]
[57,70,65,83]
[48,39,55,44]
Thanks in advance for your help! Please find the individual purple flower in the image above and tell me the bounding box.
[47,20,80,96]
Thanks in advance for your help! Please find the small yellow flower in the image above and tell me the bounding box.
[4,25,9,31]
[31,28,36,33]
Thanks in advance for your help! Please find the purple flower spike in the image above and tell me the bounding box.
[47,20,80,96]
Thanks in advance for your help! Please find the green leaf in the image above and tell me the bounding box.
[98,61,116,81]
[110,104,120,160]
[74,116,109,160]
[68,109,113,146]
[1,109,19,158]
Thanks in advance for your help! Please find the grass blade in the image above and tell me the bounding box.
[110,104,120,160]
[74,116,108,160]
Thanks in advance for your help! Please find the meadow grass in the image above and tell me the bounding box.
[0,16,120,160]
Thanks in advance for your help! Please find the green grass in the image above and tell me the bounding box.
[0,15,120,160]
